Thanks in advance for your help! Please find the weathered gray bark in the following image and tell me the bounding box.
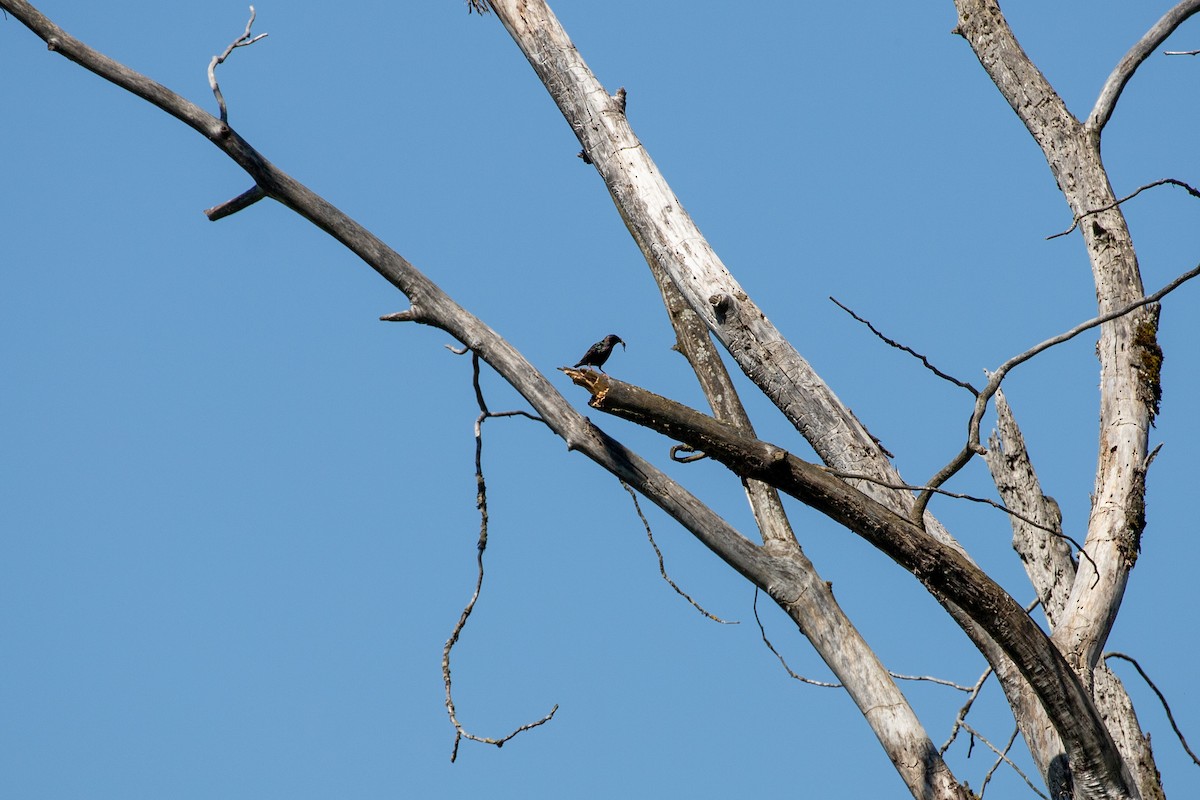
[571,369,1134,799]
[481,6,1061,799]
[479,1,1184,797]
[955,2,1200,796]
[2,0,1192,797]
[648,231,971,800]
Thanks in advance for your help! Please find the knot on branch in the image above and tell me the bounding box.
[709,292,738,324]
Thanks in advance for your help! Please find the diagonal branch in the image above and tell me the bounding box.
[207,5,268,124]
[1088,0,1200,132]
[566,368,1129,795]
[914,262,1200,521]
[1048,177,1200,240]
[830,296,978,395]
[444,352,558,760]
[984,390,1077,628]
[0,0,790,655]
[1106,652,1200,767]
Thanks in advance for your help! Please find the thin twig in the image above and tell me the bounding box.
[979,726,1022,797]
[960,722,1048,800]
[890,673,975,692]
[621,482,737,624]
[940,597,1040,756]
[1164,48,1200,55]
[941,666,994,754]
[1106,651,1200,766]
[752,589,840,687]
[1048,178,1200,240]
[825,469,1096,574]
[830,297,978,395]
[444,352,556,761]
[752,589,973,691]
[208,5,268,124]
[914,262,1200,521]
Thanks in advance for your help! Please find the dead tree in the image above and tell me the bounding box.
[2,1,1198,798]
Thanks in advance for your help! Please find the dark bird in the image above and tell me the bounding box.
[573,334,625,372]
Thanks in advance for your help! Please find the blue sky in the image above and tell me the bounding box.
[3,2,1199,797]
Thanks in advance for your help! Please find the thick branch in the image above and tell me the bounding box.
[569,371,1128,798]
[984,390,1076,628]
[0,0,795,636]
[954,1,1158,718]
[482,0,914,512]
[482,4,1088,796]
[635,269,969,797]
[1088,0,1200,132]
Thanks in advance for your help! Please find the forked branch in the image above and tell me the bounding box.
[565,367,1126,792]
[444,352,556,760]
[208,5,268,124]
[913,262,1200,520]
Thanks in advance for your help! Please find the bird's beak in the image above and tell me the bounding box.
[619,339,626,349]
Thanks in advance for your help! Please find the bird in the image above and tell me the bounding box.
[573,334,625,372]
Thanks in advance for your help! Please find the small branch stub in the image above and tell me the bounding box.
[612,87,627,114]
[204,184,265,221]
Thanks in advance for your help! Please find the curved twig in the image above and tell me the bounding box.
[830,296,978,395]
[1105,652,1200,766]
[1048,178,1200,240]
[751,590,840,688]
[826,469,1097,576]
[444,353,558,761]
[669,444,708,463]
[914,262,1200,520]
[207,5,268,124]
[621,482,737,624]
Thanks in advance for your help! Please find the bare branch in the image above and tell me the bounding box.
[914,262,1200,519]
[890,673,976,693]
[1164,48,1200,55]
[751,589,840,687]
[207,6,268,124]
[826,466,1098,578]
[830,296,978,395]
[960,722,1049,800]
[204,184,265,221]
[620,481,737,625]
[1106,652,1200,767]
[1048,178,1200,240]
[754,588,976,693]
[572,369,1129,788]
[1088,0,1200,131]
[985,391,1078,626]
[669,444,708,463]
[444,353,558,761]
[942,666,995,754]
